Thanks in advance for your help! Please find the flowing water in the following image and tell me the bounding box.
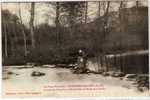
[2,64,150,97]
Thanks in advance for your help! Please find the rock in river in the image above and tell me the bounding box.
[31,71,45,77]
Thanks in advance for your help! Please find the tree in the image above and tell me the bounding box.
[118,1,127,73]
[2,10,19,57]
[3,22,8,57]
[60,2,85,38]
[9,15,18,56]
[55,2,61,47]
[2,10,11,58]
[135,1,141,25]
[29,2,35,49]
[84,2,88,23]
[98,1,101,17]
[101,1,111,72]
[136,0,142,7]
[18,3,27,56]
[104,1,110,24]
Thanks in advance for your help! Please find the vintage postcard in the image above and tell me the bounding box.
[1,0,150,98]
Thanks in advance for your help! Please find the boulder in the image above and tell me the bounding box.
[112,72,125,77]
[124,74,137,81]
[7,71,19,75]
[136,74,149,91]
[7,71,14,75]
[102,72,110,76]
[31,71,45,77]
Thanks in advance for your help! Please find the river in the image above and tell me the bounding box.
[2,65,150,97]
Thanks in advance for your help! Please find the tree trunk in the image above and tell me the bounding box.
[9,24,15,56]
[104,1,110,18]
[30,2,35,49]
[4,22,8,58]
[136,1,139,7]
[98,1,101,17]
[119,1,123,32]
[103,1,110,72]
[85,2,88,23]
[119,1,126,72]
[19,3,27,56]
[55,2,60,47]
[69,10,75,39]
[11,22,19,56]
[22,29,27,56]
[135,1,139,25]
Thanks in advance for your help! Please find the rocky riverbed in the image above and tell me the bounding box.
[2,65,150,97]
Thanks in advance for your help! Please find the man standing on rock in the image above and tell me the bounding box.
[77,49,88,73]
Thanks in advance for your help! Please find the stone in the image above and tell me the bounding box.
[112,72,125,77]
[124,74,137,81]
[7,71,14,75]
[31,71,45,77]
[102,72,110,76]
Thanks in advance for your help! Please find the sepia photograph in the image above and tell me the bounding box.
[1,0,149,97]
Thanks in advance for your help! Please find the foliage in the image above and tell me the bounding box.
[2,2,148,65]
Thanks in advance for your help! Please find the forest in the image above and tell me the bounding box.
[2,1,148,74]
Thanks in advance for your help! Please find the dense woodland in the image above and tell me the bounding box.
[2,1,148,68]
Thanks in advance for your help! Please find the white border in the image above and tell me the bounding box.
[0,0,149,2]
